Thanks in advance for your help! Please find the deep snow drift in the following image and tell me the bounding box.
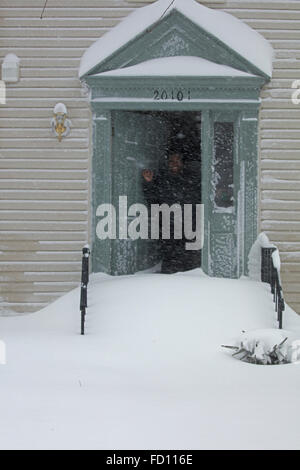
[0,270,300,450]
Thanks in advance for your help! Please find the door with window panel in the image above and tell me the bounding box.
[202,111,240,278]
[111,111,167,275]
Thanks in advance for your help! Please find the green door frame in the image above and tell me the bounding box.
[87,74,265,278]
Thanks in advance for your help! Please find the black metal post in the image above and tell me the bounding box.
[80,245,90,335]
[278,297,285,330]
[261,247,276,285]
[261,246,285,330]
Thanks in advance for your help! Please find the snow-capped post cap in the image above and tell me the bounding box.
[83,244,91,257]
[2,53,20,83]
[51,102,71,142]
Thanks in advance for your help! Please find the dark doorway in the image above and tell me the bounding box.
[143,111,202,273]
[111,111,202,275]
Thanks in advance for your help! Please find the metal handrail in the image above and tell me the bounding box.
[261,246,285,329]
[80,245,90,335]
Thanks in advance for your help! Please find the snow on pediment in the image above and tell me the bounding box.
[79,0,273,79]
[92,56,257,78]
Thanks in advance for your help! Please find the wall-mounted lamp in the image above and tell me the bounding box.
[51,103,71,142]
[2,54,20,83]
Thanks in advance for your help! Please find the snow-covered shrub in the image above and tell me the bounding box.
[223,329,300,365]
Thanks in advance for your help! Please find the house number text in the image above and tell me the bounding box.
[153,89,191,101]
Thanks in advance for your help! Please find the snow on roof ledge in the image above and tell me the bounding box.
[92,56,258,78]
[79,0,274,79]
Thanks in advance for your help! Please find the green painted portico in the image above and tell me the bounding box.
[80,0,273,278]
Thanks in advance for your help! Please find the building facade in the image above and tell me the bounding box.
[1,0,300,314]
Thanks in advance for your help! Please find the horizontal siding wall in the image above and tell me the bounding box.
[222,0,300,314]
[0,0,299,313]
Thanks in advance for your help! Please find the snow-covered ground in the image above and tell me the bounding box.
[0,270,300,450]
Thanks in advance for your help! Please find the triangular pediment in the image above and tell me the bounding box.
[93,56,258,79]
[79,0,273,80]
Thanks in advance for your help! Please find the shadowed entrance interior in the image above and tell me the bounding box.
[111,111,202,275]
